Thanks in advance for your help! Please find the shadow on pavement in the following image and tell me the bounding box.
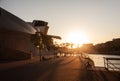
[0,58,65,81]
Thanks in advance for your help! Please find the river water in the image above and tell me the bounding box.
[87,54,120,70]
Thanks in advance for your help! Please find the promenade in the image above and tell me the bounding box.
[0,56,119,81]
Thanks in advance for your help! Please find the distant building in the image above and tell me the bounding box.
[82,43,93,48]
[81,43,94,53]
[0,7,38,61]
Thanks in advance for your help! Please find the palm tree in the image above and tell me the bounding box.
[31,32,61,61]
[31,20,61,61]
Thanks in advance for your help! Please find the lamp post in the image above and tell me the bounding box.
[35,31,42,61]
[39,43,42,61]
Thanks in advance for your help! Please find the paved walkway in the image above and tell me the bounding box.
[0,56,120,81]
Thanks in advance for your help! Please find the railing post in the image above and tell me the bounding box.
[104,57,105,68]
[106,59,108,69]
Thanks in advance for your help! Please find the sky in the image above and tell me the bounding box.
[0,0,120,45]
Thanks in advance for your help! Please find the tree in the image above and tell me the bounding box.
[31,32,61,61]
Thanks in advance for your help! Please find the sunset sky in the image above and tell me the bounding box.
[0,0,120,45]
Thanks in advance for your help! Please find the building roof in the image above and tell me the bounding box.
[0,7,36,34]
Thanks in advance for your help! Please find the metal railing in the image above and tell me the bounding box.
[103,57,120,71]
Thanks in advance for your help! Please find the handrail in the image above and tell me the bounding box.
[107,60,120,71]
[108,60,119,69]
[103,57,120,71]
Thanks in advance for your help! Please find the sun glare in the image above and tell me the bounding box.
[66,31,89,47]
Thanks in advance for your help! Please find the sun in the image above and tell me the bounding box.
[66,31,89,47]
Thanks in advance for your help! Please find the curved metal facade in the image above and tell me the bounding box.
[0,7,36,34]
